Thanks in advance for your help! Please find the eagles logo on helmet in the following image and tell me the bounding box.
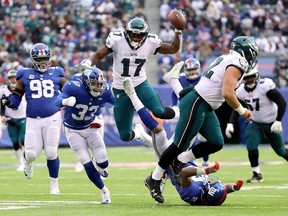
[125,17,149,50]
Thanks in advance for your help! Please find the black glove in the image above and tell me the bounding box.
[1,94,13,107]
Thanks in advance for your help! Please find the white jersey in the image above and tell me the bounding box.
[105,30,162,89]
[195,51,249,109]
[236,78,277,123]
[0,85,26,119]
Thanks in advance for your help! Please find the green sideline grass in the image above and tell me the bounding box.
[0,145,287,216]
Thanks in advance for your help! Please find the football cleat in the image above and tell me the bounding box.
[169,158,185,186]
[144,174,164,203]
[75,161,84,173]
[50,180,60,195]
[135,123,152,147]
[123,77,135,96]
[162,61,184,84]
[24,161,34,179]
[16,163,24,172]
[101,188,111,204]
[247,171,264,183]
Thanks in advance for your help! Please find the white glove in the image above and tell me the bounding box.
[77,59,92,70]
[271,120,282,133]
[62,96,76,107]
[225,123,234,139]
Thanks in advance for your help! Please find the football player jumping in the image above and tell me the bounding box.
[144,36,258,203]
[78,17,182,148]
[1,43,66,195]
[122,76,243,205]
[56,67,114,204]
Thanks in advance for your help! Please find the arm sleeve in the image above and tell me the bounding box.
[9,93,22,108]
[266,89,287,121]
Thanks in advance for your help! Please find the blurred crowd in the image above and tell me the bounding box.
[0,0,145,84]
[157,0,288,87]
[0,0,287,87]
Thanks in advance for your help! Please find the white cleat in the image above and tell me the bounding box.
[17,163,24,172]
[123,78,135,95]
[75,161,84,173]
[101,188,111,204]
[162,61,184,84]
[135,123,153,147]
[50,181,60,195]
[24,161,34,179]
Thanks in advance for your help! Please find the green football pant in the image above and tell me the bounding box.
[173,90,224,153]
[112,81,165,141]
[245,121,286,157]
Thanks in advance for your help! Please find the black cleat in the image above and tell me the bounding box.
[247,171,264,183]
[169,159,185,186]
[144,175,164,203]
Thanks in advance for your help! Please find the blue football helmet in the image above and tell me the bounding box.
[184,58,201,80]
[82,67,107,97]
[125,17,149,49]
[201,176,227,206]
[30,43,51,72]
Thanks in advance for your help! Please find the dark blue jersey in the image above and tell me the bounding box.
[166,161,206,205]
[13,67,65,118]
[56,81,114,130]
[171,74,201,106]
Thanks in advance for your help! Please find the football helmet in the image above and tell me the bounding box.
[6,69,17,90]
[201,176,227,206]
[82,67,107,97]
[243,68,259,89]
[184,58,201,80]
[230,36,258,70]
[30,43,51,72]
[125,17,149,49]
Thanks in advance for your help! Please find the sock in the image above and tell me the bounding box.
[170,79,183,98]
[252,166,261,174]
[101,185,109,192]
[152,165,165,181]
[154,130,169,155]
[14,149,24,165]
[128,92,143,111]
[84,161,104,189]
[177,150,196,163]
[50,177,58,185]
[47,157,60,178]
[137,108,158,131]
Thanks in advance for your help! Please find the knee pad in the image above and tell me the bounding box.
[24,151,37,162]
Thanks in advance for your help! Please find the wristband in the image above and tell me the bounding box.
[175,29,182,34]
[234,105,247,115]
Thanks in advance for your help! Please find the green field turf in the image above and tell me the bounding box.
[0,145,287,216]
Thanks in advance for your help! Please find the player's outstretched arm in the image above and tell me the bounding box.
[225,180,243,194]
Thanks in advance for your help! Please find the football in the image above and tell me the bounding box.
[168,9,187,30]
